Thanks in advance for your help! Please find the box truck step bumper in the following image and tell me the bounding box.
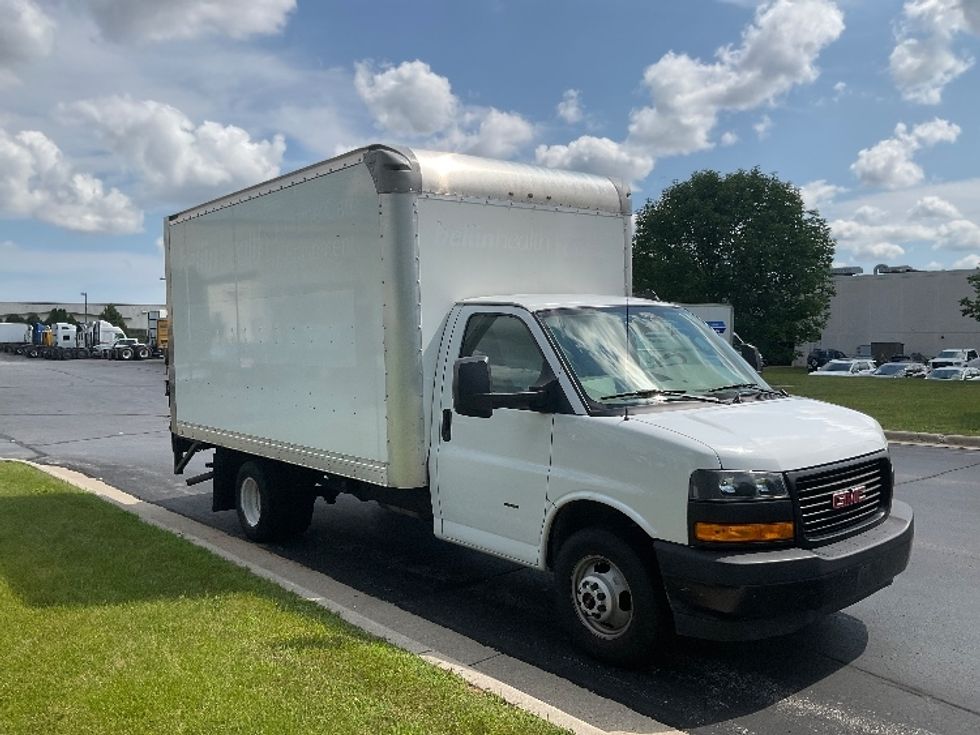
[654,500,914,641]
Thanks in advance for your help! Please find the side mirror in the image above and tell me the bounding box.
[454,356,493,418]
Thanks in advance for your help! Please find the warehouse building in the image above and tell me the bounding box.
[796,267,980,365]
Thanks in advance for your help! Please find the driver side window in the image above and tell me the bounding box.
[460,313,548,394]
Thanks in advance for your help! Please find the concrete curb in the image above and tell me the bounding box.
[8,459,683,735]
[885,431,980,450]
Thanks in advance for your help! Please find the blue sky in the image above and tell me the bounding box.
[2,0,979,304]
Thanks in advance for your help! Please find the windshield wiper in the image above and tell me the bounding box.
[705,383,788,401]
[599,389,721,403]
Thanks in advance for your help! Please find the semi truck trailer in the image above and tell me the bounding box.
[167,144,913,665]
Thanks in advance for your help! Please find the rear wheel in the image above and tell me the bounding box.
[137,346,149,359]
[554,528,672,667]
[235,461,314,542]
[120,347,133,360]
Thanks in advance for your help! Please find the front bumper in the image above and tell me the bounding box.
[655,500,914,640]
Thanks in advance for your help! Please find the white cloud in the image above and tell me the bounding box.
[354,60,458,137]
[830,217,933,246]
[753,114,773,139]
[841,241,907,260]
[819,177,980,267]
[853,205,886,223]
[850,118,960,189]
[446,108,534,159]
[799,179,847,209]
[908,194,962,219]
[890,0,978,104]
[534,137,654,182]
[354,59,534,159]
[535,1,842,183]
[0,0,55,85]
[936,219,980,249]
[828,190,980,262]
[0,127,142,233]
[720,131,739,146]
[952,253,980,269]
[82,0,296,42]
[66,96,285,198]
[627,0,844,156]
[557,89,583,124]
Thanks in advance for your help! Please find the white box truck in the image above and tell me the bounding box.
[166,145,913,666]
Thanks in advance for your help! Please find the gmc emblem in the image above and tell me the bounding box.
[832,485,865,509]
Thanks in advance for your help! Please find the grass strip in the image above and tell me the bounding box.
[0,462,567,735]
[766,367,980,436]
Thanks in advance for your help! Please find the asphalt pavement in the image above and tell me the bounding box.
[1,353,979,735]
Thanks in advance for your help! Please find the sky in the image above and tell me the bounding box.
[2,0,979,304]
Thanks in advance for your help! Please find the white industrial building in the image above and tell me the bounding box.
[797,267,980,365]
[0,302,165,333]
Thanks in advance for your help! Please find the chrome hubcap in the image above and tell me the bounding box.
[572,555,632,639]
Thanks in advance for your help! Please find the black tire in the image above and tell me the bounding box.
[120,347,133,361]
[554,528,672,667]
[137,346,149,359]
[235,460,314,542]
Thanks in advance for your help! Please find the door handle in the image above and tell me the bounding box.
[441,409,452,442]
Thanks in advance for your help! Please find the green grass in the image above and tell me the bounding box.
[765,367,980,436]
[0,463,567,735]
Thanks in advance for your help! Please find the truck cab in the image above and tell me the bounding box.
[431,295,911,662]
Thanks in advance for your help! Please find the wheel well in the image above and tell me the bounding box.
[546,501,656,571]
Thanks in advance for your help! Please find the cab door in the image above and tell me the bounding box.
[432,306,556,565]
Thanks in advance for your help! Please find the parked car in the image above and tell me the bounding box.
[926,366,980,381]
[807,348,847,371]
[928,348,979,370]
[810,358,876,376]
[872,362,929,378]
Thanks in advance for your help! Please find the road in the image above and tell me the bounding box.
[1,353,979,734]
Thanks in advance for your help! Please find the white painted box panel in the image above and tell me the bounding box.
[167,145,631,489]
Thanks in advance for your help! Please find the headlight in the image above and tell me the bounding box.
[689,470,788,501]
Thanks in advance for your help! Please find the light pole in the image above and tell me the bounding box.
[81,291,88,323]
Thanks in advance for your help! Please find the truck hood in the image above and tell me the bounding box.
[628,397,886,472]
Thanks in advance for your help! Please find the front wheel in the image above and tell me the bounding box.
[554,528,672,667]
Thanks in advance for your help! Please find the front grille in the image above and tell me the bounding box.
[789,454,891,542]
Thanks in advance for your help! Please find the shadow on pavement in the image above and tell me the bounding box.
[159,490,868,730]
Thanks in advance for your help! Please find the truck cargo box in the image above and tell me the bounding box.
[166,145,631,488]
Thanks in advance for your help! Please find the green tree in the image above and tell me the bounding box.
[633,168,836,365]
[959,270,980,321]
[44,307,78,325]
[3,314,26,323]
[99,304,128,330]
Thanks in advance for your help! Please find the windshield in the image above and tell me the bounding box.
[537,304,767,404]
[936,350,962,359]
[874,363,905,375]
[822,361,853,372]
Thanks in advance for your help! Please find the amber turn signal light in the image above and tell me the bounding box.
[694,521,794,543]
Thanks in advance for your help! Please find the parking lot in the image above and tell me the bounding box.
[2,353,980,735]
